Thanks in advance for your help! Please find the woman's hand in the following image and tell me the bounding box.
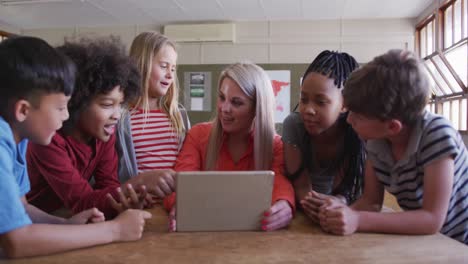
[168,206,176,232]
[261,200,293,231]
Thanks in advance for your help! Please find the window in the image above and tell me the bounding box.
[417,0,468,131]
[445,41,467,87]
[444,0,466,48]
[417,15,436,58]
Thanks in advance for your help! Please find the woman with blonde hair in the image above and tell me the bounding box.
[164,62,295,231]
[116,31,190,202]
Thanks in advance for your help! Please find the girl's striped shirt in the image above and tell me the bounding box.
[130,109,180,171]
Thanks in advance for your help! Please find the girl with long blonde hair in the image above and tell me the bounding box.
[117,31,190,201]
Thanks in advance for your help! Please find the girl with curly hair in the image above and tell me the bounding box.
[26,37,154,219]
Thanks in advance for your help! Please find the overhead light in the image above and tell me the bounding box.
[0,0,73,5]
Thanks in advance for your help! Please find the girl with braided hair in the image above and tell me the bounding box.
[282,50,365,224]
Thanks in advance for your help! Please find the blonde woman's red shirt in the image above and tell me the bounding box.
[163,122,295,211]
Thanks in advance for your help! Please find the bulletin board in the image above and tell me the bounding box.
[183,72,212,112]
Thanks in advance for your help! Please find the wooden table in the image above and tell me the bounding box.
[3,206,467,264]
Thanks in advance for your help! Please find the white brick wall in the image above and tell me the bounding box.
[22,18,415,64]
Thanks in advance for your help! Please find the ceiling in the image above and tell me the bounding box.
[0,0,434,30]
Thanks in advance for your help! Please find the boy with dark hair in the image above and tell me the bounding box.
[0,36,151,258]
[319,49,467,244]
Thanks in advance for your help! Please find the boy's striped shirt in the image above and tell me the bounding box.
[367,111,468,244]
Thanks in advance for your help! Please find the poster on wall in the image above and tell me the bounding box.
[184,72,211,111]
[266,70,291,123]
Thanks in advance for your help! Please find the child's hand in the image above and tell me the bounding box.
[140,169,176,198]
[300,200,319,223]
[318,203,359,235]
[66,207,105,224]
[112,209,152,242]
[261,200,293,231]
[107,184,147,213]
[143,194,161,208]
[300,191,345,223]
[168,206,176,232]
[300,191,321,223]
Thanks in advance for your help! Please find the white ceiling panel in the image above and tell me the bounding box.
[218,0,265,20]
[217,0,262,10]
[302,0,345,20]
[87,0,153,25]
[143,7,186,23]
[262,0,302,20]
[0,0,435,29]
[180,7,226,21]
[175,0,224,21]
[132,0,180,10]
[175,0,221,9]
[342,0,434,19]
[1,1,116,28]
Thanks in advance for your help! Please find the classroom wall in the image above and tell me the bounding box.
[21,24,160,47]
[179,19,415,64]
[0,20,21,35]
[22,18,416,64]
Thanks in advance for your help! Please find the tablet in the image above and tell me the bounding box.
[175,171,274,232]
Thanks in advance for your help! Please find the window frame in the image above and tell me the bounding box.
[416,14,437,59]
[417,0,468,132]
